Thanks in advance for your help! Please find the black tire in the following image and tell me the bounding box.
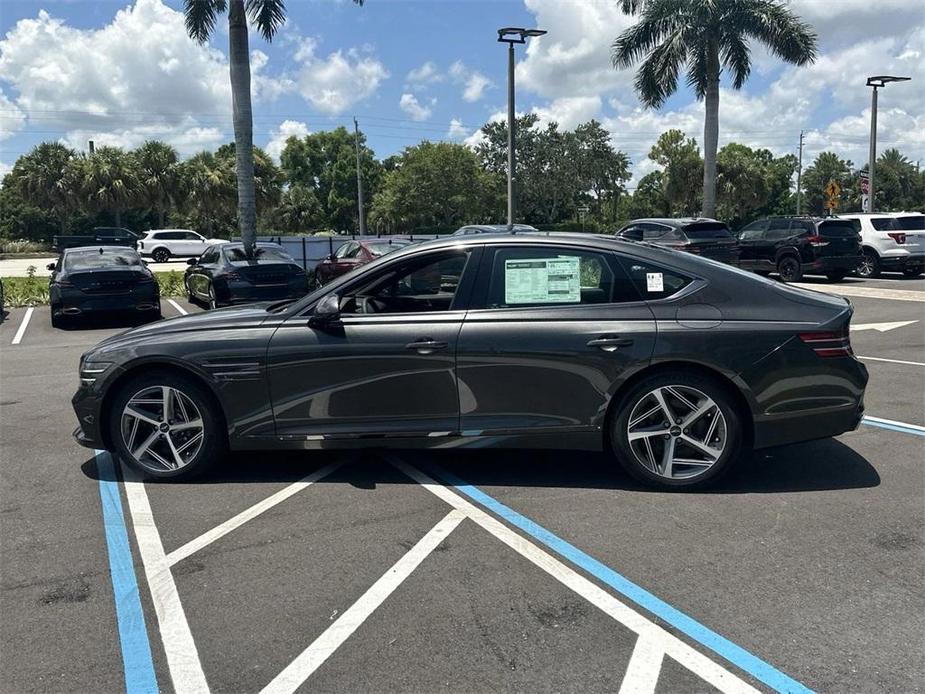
[825,270,847,282]
[185,279,195,303]
[857,250,880,278]
[902,266,923,278]
[207,283,218,310]
[610,370,744,490]
[776,255,802,283]
[51,308,64,329]
[108,369,226,480]
[152,247,171,263]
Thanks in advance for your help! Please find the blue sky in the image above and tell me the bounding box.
[1,0,923,183]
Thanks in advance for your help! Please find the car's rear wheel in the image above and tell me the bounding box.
[826,270,847,282]
[207,283,218,310]
[185,279,195,303]
[152,248,171,263]
[777,256,802,282]
[857,250,880,278]
[611,372,743,489]
[109,371,225,480]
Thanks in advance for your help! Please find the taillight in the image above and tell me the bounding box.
[887,232,906,245]
[799,327,853,358]
[679,243,701,254]
[806,235,829,247]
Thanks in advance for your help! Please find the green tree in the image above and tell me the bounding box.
[11,142,76,234]
[621,170,671,220]
[0,174,59,242]
[802,151,853,215]
[180,150,236,237]
[78,146,140,227]
[574,120,632,222]
[268,185,324,233]
[280,126,381,232]
[872,148,921,211]
[649,130,702,216]
[134,140,180,227]
[369,141,498,232]
[715,142,780,227]
[612,0,817,218]
[215,143,283,215]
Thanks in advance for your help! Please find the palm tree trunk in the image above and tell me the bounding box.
[702,41,720,219]
[228,0,258,258]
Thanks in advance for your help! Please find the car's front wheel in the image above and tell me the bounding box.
[152,248,171,263]
[777,255,802,282]
[611,372,743,489]
[207,283,218,310]
[109,370,226,480]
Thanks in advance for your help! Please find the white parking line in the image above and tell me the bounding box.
[122,469,210,694]
[260,509,465,694]
[389,457,760,694]
[10,306,33,345]
[166,461,343,567]
[619,635,666,694]
[166,299,188,316]
[858,355,925,367]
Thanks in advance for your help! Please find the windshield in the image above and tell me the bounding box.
[683,222,733,240]
[894,215,925,231]
[365,240,410,257]
[65,250,141,270]
[223,246,295,264]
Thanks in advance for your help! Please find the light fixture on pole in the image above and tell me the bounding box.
[865,75,910,213]
[498,27,546,230]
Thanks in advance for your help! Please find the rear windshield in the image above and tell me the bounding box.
[683,222,733,240]
[894,215,925,231]
[366,240,410,257]
[870,217,901,231]
[65,251,141,270]
[223,246,294,264]
[819,221,860,237]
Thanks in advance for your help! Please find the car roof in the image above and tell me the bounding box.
[146,228,197,233]
[64,245,140,255]
[219,241,282,249]
[457,224,538,232]
[628,218,725,227]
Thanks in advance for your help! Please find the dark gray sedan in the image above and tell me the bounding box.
[72,233,867,489]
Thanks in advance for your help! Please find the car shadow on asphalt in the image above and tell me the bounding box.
[82,437,879,495]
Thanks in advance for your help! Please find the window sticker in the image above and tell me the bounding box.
[504,256,580,304]
[646,272,664,293]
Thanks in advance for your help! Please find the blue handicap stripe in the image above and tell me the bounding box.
[862,417,925,437]
[97,451,159,694]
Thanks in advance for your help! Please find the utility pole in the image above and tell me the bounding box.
[88,140,95,155]
[353,117,366,236]
[796,130,804,215]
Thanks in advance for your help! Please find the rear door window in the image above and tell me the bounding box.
[619,258,692,301]
[894,215,925,231]
[683,222,733,239]
[765,219,795,241]
[737,220,766,240]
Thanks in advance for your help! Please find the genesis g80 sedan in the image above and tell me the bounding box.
[72,233,868,489]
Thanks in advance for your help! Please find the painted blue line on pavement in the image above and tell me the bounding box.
[96,451,159,694]
[437,467,813,694]
[862,417,925,437]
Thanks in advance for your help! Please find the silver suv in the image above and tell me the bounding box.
[839,212,925,278]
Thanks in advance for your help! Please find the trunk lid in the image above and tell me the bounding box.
[815,220,861,257]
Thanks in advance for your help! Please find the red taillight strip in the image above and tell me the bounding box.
[799,329,853,357]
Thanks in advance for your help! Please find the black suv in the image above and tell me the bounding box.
[735,216,862,282]
[616,218,739,266]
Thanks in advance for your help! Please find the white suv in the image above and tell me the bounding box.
[838,212,925,278]
[138,229,225,263]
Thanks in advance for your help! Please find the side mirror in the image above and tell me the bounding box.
[46,262,56,271]
[309,292,340,328]
[187,258,198,266]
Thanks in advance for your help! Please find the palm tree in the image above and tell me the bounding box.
[135,141,180,227]
[182,151,237,236]
[12,142,75,234]
[612,0,817,218]
[78,147,140,227]
[184,0,364,256]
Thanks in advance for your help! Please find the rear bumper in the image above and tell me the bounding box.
[805,255,862,273]
[753,398,865,449]
[880,253,924,271]
[219,282,308,305]
[53,287,160,315]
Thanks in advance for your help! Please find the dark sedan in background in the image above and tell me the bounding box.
[184,242,309,309]
[48,246,160,327]
[314,237,412,285]
[617,218,740,266]
[73,234,867,490]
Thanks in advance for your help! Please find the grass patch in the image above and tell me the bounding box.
[2,270,187,308]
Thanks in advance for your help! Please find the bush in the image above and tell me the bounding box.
[154,271,185,298]
[0,239,53,255]
[1,274,50,307]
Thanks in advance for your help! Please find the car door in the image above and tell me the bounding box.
[183,231,208,256]
[266,246,481,438]
[456,243,656,435]
[736,220,767,270]
[186,246,216,300]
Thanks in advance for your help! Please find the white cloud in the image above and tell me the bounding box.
[531,96,602,129]
[291,37,389,115]
[265,119,310,161]
[0,0,233,154]
[0,161,12,178]
[0,88,25,141]
[406,61,443,86]
[449,61,493,102]
[398,93,433,121]
[447,118,469,140]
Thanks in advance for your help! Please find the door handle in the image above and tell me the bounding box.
[405,338,449,354]
[587,336,633,352]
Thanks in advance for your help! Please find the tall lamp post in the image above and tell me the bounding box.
[498,27,546,230]
[866,75,910,213]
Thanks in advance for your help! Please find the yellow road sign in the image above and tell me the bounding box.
[825,181,841,198]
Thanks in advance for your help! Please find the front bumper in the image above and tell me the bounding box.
[72,385,107,449]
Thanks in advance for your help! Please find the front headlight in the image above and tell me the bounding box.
[79,360,113,386]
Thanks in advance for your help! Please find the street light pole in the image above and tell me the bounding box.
[354,117,366,236]
[498,27,546,231]
[865,75,911,213]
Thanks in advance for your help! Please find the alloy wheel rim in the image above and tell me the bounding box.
[626,385,727,480]
[780,260,797,280]
[858,257,873,277]
[121,385,204,472]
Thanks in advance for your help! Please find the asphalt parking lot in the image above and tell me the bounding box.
[1,279,922,694]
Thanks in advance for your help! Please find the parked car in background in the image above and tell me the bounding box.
[138,229,225,263]
[184,242,309,309]
[47,246,160,327]
[53,227,139,252]
[314,238,412,285]
[838,213,925,278]
[735,216,862,282]
[452,224,539,235]
[616,218,740,266]
[73,233,867,490]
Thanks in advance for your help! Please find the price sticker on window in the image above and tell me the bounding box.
[505,257,580,304]
[646,272,664,293]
